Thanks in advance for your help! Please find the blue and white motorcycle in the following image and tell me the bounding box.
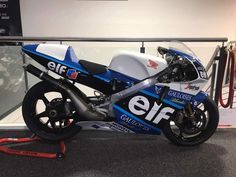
[21,41,219,146]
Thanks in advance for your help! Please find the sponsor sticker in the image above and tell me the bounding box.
[167,90,192,101]
[170,98,185,104]
[184,84,200,91]
[47,61,67,74]
[155,86,162,94]
[128,95,175,124]
[107,122,133,133]
[147,59,158,69]
[199,71,207,79]
[66,69,79,79]
[193,101,198,106]
[120,114,150,131]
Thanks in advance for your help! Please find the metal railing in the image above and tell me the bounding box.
[0,36,228,42]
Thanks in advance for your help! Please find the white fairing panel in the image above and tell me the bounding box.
[109,51,167,80]
[36,44,69,61]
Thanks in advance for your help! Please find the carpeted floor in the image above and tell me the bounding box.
[0,129,235,177]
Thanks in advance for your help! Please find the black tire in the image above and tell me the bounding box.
[162,96,219,146]
[22,81,81,142]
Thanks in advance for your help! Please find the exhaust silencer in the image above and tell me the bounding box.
[24,64,105,121]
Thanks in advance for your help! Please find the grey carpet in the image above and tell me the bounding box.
[0,129,235,177]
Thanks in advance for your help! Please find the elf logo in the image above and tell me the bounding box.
[47,62,67,74]
[128,96,175,124]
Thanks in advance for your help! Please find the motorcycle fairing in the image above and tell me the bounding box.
[113,90,179,134]
[112,89,207,134]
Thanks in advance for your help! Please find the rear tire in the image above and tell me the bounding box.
[22,81,81,142]
[162,96,219,146]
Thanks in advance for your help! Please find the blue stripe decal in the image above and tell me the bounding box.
[140,90,183,109]
[140,90,160,99]
[113,104,161,132]
[93,75,111,82]
[23,48,111,82]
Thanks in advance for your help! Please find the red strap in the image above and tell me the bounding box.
[219,50,235,108]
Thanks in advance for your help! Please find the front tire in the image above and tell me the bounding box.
[162,96,219,146]
[22,81,81,142]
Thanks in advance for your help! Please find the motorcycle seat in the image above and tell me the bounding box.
[79,60,107,75]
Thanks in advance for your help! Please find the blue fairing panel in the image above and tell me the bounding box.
[191,91,208,107]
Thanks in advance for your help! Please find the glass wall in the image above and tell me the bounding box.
[0,45,25,118]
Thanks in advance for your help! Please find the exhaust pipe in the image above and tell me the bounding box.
[24,64,105,121]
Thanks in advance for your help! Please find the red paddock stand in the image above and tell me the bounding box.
[0,135,66,159]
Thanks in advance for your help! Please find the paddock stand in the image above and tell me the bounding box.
[0,134,66,159]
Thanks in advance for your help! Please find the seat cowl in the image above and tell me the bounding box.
[36,44,69,61]
[23,44,79,64]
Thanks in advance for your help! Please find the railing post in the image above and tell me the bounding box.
[140,42,145,53]
[214,46,227,106]
[210,63,217,99]
[22,52,29,92]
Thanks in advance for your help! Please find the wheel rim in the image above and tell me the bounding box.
[31,90,77,134]
[169,102,210,143]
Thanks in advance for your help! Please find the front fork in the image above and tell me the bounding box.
[183,91,208,122]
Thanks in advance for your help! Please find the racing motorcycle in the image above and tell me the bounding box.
[21,41,219,146]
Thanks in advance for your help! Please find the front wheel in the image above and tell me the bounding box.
[162,96,219,146]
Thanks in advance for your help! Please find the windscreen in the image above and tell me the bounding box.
[169,41,197,58]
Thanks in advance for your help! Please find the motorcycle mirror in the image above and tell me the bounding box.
[157,47,169,55]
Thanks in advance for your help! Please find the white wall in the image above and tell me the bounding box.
[20,0,236,96]
[19,0,236,63]
[20,0,236,39]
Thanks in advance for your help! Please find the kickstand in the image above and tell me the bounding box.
[0,134,66,159]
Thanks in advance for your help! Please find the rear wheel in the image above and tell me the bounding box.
[162,96,219,146]
[22,81,81,142]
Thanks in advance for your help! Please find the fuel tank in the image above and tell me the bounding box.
[109,51,167,80]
